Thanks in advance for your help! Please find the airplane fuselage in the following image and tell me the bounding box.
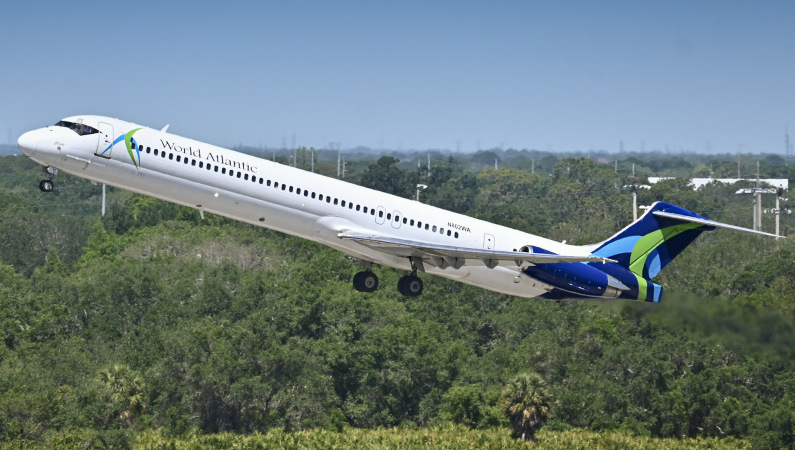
[18,116,587,298]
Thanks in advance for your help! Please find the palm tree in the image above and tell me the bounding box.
[98,364,147,428]
[500,372,552,441]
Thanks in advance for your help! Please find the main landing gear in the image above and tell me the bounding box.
[352,270,379,293]
[39,166,58,192]
[351,260,424,298]
[397,273,423,297]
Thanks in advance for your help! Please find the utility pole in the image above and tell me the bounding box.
[311,148,314,173]
[756,161,762,231]
[337,150,341,178]
[764,187,790,239]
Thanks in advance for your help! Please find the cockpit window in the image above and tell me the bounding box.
[55,120,99,136]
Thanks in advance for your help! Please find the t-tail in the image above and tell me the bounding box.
[528,201,775,302]
[586,201,776,302]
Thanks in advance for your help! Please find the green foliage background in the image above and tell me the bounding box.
[0,150,793,448]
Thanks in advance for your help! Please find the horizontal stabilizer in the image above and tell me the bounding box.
[652,211,780,238]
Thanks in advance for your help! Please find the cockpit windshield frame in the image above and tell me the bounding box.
[55,120,99,136]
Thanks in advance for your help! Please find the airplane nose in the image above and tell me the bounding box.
[17,131,38,155]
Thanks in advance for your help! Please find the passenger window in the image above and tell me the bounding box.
[236,172,241,178]
[327,197,331,203]
[176,155,181,162]
[274,182,279,188]
[403,218,407,224]
[296,188,301,195]
[439,228,444,234]
[410,219,415,226]
[370,209,375,216]
[154,149,159,156]
[259,178,263,184]
[334,198,338,205]
[267,180,271,186]
[161,152,166,158]
[425,224,429,230]
[341,200,346,207]
[146,146,151,153]
[168,153,173,160]
[289,186,293,192]
[387,213,392,220]
[433,226,437,232]
[349,203,353,209]
[418,222,422,228]
[214,166,218,172]
[356,205,360,211]
[222,168,227,174]
[304,190,309,197]
[282,185,286,191]
[244,174,249,180]
[447,230,451,236]
[395,215,400,222]
[192,159,196,166]
[454,232,459,238]
[363,206,368,213]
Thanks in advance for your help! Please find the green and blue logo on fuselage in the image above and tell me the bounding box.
[100,128,143,169]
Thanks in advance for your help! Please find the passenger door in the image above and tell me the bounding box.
[95,122,115,158]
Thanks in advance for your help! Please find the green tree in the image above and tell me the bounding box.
[500,372,552,441]
[358,156,415,198]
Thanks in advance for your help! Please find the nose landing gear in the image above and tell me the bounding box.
[39,166,58,192]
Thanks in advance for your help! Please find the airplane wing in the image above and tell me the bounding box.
[339,231,616,270]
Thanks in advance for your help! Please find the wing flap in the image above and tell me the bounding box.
[339,232,616,269]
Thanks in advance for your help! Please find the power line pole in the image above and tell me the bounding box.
[756,160,762,231]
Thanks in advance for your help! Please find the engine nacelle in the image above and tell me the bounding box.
[524,261,623,298]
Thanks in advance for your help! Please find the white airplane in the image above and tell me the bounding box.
[17,116,774,302]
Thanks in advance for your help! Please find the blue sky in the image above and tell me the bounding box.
[2,1,794,154]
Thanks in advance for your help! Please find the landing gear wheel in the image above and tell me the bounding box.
[397,275,423,297]
[353,271,379,293]
[39,180,54,192]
